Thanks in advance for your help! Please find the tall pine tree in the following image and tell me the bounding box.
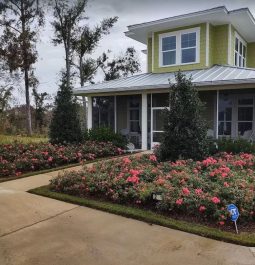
[49,74,82,144]
[157,71,209,161]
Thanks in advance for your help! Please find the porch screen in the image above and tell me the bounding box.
[92,96,114,130]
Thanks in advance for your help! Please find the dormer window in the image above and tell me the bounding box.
[234,33,246,68]
[159,27,200,67]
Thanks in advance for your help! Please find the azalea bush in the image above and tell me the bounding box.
[0,141,123,178]
[50,153,255,226]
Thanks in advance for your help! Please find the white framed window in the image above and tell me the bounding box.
[234,32,247,68]
[159,27,200,67]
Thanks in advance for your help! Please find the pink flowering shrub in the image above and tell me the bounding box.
[0,141,123,178]
[50,152,255,225]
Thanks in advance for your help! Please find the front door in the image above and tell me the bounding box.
[151,108,165,148]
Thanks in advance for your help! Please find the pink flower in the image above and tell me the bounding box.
[195,188,203,195]
[219,221,225,226]
[182,187,190,195]
[211,196,221,204]
[123,157,131,164]
[199,205,206,212]
[223,182,229,187]
[48,156,53,162]
[176,198,183,205]
[126,175,139,184]
[149,154,157,162]
[130,169,140,176]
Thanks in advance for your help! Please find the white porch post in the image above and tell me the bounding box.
[215,90,219,139]
[141,93,148,150]
[87,96,92,129]
[82,96,87,130]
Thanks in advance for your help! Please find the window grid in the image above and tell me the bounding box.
[234,36,246,68]
[159,28,200,67]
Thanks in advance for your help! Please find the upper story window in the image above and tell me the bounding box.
[159,27,200,67]
[234,33,247,68]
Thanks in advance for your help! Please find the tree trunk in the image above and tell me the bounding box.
[79,55,87,130]
[25,68,32,135]
[21,0,32,135]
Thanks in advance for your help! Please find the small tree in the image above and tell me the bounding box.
[49,74,82,144]
[157,71,209,161]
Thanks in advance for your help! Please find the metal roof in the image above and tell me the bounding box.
[73,65,255,95]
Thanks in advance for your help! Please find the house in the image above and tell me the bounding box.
[74,6,255,150]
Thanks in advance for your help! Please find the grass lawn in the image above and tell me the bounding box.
[29,185,255,247]
[0,134,48,144]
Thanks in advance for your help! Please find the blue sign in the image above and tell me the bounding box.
[227,204,239,222]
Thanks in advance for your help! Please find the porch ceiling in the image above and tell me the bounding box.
[73,65,255,96]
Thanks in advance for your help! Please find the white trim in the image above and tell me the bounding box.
[141,93,148,150]
[87,96,93,129]
[159,27,200,67]
[206,22,210,67]
[228,24,232,65]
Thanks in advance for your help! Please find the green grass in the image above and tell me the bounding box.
[0,134,48,144]
[29,185,255,247]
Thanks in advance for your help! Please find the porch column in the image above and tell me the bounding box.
[215,90,219,139]
[141,92,148,150]
[87,96,93,129]
[82,96,87,130]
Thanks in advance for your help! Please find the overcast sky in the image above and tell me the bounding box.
[18,0,255,103]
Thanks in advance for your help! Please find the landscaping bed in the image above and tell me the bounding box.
[0,141,123,178]
[49,153,255,234]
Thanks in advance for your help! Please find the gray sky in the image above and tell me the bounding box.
[21,0,255,103]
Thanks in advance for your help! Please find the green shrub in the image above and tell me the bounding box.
[84,127,127,148]
[209,138,255,155]
[157,71,209,161]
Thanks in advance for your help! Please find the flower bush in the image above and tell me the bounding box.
[0,141,123,178]
[50,152,255,226]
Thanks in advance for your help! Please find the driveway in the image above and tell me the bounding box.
[0,165,255,265]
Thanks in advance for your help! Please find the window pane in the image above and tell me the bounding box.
[243,46,246,58]
[240,42,243,55]
[163,51,176,65]
[181,48,196,63]
[235,53,238,66]
[130,109,139,120]
[130,121,140,133]
[129,95,140,107]
[239,55,242,67]
[152,93,169,107]
[235,38,238,52]
[153,132,163,142]
[153,109,165,131]
[238,98,253,105]
[238,122,252,136]
[218,122,231,136]
[162,36,176,51]
[238,107,253,121]
[181,32,196,48]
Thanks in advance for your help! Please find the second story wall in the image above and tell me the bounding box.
[152,23,207,73]
[147,23,255,72]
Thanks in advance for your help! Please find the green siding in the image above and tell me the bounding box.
[209,24,215,66]
[247,43,255,68]
[147,37,152,72]
[153,23,207,73]
[212,25,228,65]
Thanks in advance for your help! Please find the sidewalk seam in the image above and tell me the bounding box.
[0,206,79,238]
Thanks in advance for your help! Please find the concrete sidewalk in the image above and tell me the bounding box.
[0,160,255,265]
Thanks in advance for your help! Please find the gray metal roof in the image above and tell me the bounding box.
[73,65,255,95]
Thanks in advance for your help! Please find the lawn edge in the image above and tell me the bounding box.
[0,152,136,183]
[28,185,255,247]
